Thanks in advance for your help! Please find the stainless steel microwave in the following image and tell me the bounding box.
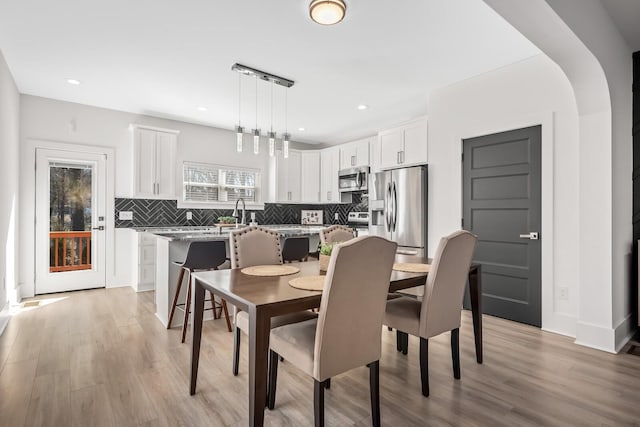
[339,166,369,193]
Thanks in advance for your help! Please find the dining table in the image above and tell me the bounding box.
[188,255,482,426]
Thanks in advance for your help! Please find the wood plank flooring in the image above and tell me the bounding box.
[1,287,640,426]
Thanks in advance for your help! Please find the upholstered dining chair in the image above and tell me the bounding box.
[383,230,477,397]
[267,236,397,427]
[319,224,354,245]
[229,226,317,376]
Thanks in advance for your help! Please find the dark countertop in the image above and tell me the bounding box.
[142,224,328,242]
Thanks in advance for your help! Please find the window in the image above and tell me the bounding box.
[183,162,259,204]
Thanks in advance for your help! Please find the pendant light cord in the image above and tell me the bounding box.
[238,73,241,127]
[255,75,258,129]
[270,81,274,133]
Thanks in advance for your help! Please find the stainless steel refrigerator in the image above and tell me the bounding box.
[369,165,428,257]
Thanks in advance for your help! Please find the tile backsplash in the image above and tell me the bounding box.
[115,195,368,228]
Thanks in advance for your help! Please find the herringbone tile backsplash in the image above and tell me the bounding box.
[115,196,368,228]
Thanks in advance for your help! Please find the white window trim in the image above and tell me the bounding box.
[178,161,264,210]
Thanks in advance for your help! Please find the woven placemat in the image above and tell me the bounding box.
[289,275,325,291]
[240,265,300,277]
[393,263,431,273]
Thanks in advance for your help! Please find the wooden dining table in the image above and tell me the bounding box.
[189,256,482,426]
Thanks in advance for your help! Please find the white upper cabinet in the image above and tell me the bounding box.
[320,147,340,203]
[339,138,370,170]
[274,149,302,203]
[132,125,178,199]
[378,117,427,169]
[301,151,321,203]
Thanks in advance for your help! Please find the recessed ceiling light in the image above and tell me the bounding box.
[66,79,81,85]
[298,127,305,132]
[197,106,208,111]
[357,104,368,110]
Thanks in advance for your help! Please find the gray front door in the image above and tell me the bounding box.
[463,126,542,327]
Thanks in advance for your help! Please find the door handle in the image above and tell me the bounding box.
[392,181,398,232]
[351,155,356,166]
[92,226,105,231]
[385,183,392,231]
[519,232,539,240]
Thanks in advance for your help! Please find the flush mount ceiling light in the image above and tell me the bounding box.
[309,0,346,26]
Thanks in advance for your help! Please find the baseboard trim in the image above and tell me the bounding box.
[575,321,618,353]
[542,312,577,338]
[0,301,10,336]
[614,314,636,353]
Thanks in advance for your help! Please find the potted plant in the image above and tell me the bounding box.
[318,243,333,272]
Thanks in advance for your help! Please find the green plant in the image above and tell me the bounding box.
[217,216,236,224]
[319,243,333,256]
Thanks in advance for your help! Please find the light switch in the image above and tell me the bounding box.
[186,212,193,220]
[119,211,133,221]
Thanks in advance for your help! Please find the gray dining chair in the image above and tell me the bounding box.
[383,230,477,397]
[319,224,354,245]
[229,226,317,376]
[267,236,397,427]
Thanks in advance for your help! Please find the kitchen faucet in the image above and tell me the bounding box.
[232,198,246,226]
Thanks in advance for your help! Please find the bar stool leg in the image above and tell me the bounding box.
[167,267,186,329]
[181,269,192,343]
[221,299,232,332]
[211,291,220,319]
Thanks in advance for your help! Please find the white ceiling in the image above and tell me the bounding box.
[601,0,640,52]
[0,0,540,144]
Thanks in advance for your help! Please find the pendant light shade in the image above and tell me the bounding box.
[309,0,346,25]
[283,133,290,159]
[253,129,260,155]
[268,132,276,157]
[236,126,244,152]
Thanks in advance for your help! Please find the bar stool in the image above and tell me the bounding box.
[167,240,232,343]
[282,236,309,263]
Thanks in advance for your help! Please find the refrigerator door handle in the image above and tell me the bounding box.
[385,182,392,232]
[392,181,398,232]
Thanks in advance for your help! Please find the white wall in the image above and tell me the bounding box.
[427,54,580,337]
[19,95,313,297]
[0,49,20,331]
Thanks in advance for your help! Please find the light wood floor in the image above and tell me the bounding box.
[1,287,640,426]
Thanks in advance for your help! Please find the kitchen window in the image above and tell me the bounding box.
[182,162,260,205]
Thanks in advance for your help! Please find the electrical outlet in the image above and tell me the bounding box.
[334,213,339,221]
[186,212,193,220]
[119,211,133,221]
[558,287,569,300]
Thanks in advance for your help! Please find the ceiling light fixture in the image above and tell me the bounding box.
[298,127,305,132]
[309,0,346,26]
[357,104,368,110]
[268,82,276,157]
[253,75,260,155]
[236,73,244,153]
[283,89,290,159]
[66,79,81,85]
[197,106,208,111]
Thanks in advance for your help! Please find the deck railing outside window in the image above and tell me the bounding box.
[49,231,92,272]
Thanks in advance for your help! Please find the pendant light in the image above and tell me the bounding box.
[309,0,346,26]
[252,75,260,155]
[268,81,275,157]
[283,88,290,159]
[236,73,244,152]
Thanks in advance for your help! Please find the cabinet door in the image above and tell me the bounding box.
[155,131,176,197]
[339,145,357,170]
[379,129,404,169]
[276,152,289,202]
[301,151,320,202]
[288,151,302,202]
[135,128,157,197]
[354,140,370,167]
[402,119,428,166]
[320,148,339,202]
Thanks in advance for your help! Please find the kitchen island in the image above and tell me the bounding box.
[143,225,325,327]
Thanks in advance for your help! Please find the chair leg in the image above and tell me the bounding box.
[314,379,326,427]
[324,378,331,389]
[267,350,279,410]
[396,330,402,352]
[451,328,460,379]
[211,291,220,319]
[368,361,381,427]
[221,299,232,332]
[232,325,241,376]
[180,270,192,343]
[167,267,185,329]
[419,337,429,397]
[399,331,409,355]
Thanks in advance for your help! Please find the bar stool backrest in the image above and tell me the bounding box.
[183,240,227,271]
[282,236,309,262]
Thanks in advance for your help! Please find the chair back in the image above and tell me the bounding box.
[229,226,283,269]
[319,225,354,245]
[313,236,397,381]
[420,230,477,338]
[282,236,309,262]
[183,240,227,270]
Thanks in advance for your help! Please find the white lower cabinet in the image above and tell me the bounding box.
[137,232,156,292]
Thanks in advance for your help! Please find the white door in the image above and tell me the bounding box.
[35,149,107,294]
